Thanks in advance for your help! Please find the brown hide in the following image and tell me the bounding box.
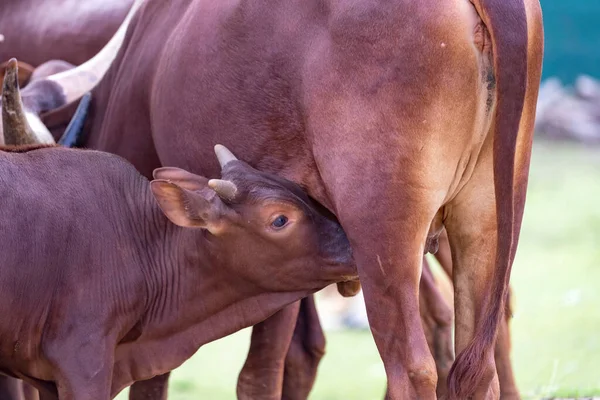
[0,0,133,67]
[0,146,356,398]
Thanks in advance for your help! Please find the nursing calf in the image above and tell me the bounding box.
[0,72,356,398]
[0,144,356,399]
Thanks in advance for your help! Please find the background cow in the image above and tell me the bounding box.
[0,0,133,67]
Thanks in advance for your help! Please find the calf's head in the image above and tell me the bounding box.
[151,145,357,292]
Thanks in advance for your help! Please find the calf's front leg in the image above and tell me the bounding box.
[45,334,115,400]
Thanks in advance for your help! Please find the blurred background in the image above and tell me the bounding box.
[115,0,597,398]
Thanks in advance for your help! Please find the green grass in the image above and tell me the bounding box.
[508,140,600,399]
[117,140,600,399]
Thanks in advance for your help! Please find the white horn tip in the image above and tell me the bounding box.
[208,178,238,200]
[7,58,17,69]
[213,143,239,168]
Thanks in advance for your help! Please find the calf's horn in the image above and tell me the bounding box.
[2,58,44,145]
[214,144,239,168]
[208,179,238,200]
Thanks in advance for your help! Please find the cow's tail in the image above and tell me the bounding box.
[447,0,531,398]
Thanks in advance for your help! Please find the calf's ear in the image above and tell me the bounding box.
[152,167,209,192]
[150,179,224,233]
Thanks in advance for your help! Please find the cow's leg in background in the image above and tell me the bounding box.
[419,258,454,398]
[434,231,520,398]
[21,383,39,400]
[282,296,326,400]
[237,301,301,400]
[0,376,25,399]
[495,291,519,400]
[129,374,170,400]
[445,1,542,397]
[238,296,326,400]
[444,30,541,392]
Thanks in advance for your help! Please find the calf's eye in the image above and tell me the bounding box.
[271,215,289,229]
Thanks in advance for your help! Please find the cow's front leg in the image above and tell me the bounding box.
[237,301,301,400]
[0,376,25,399]
[21,382,39,400]
[282,296,326,400]
[128,374,170,400]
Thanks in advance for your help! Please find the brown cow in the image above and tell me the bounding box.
[11,0,544,398]
[0,0,133,67]
[0,71,357,399]
[3,1,516,397]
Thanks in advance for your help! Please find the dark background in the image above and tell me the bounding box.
[541,0,600,82]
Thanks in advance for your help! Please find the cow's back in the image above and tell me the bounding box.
[89,0,493,204]
[0,0,133,66]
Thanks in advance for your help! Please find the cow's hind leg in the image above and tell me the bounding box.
[434,231,520,398]
[437,244,517,399]
[444,145,500,399]
[51,361,113,400]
